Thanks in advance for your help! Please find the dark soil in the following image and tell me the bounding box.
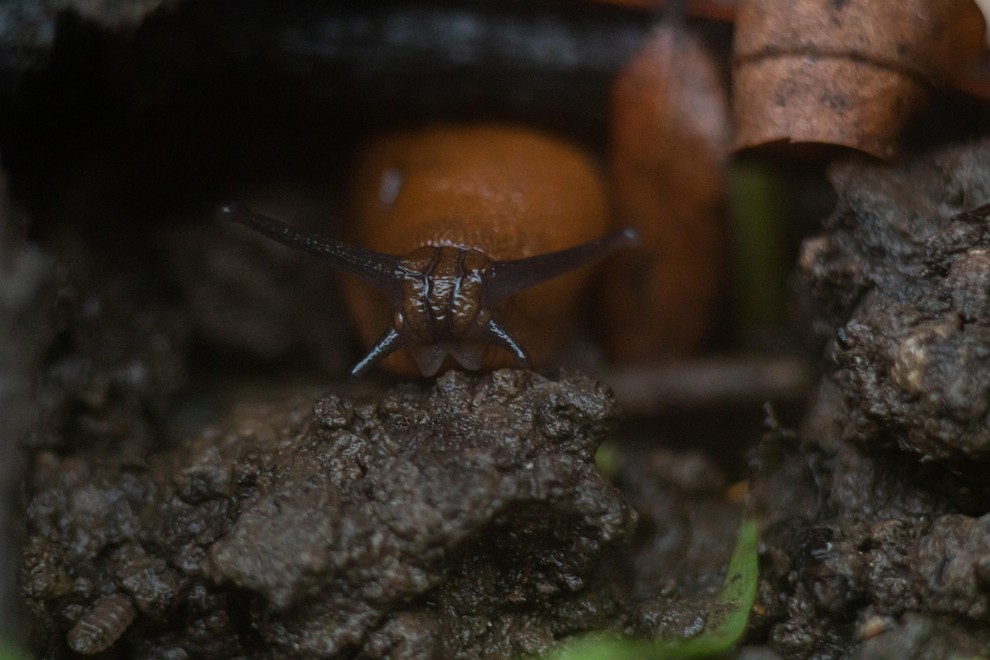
[755,140,990,657]
[22,366,743,658]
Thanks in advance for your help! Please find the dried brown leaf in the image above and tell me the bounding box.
[732,0,987,158]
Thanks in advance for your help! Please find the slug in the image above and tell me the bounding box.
[223,125,637,377]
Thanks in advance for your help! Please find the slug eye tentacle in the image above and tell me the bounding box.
[481,227,641,307]
[220,204,404,304]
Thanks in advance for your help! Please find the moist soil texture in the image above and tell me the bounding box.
[754,139,990,657]
[22,365,744,658]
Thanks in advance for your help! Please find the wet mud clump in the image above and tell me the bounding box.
[755,140,990,656]
[801,141,990,461]
[23,369,642,657]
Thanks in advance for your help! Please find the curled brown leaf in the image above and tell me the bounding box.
[732,0,987,159]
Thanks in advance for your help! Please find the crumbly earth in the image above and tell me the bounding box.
[754,139,990,657]
[22,335,752,658]
[798,141,990,461]
[23,369,642,658]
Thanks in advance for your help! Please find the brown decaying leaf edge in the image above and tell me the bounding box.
[731,0,987,158]
[585,0,990,105]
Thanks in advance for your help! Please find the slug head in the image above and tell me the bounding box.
[384,246,499,376]
[221,204,638,377]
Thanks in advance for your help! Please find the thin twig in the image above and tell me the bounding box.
[602,354,815,416]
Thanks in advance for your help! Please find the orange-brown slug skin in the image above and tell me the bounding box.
[345,124,610,376]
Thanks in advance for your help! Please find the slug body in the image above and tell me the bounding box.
[224,125,636,377]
